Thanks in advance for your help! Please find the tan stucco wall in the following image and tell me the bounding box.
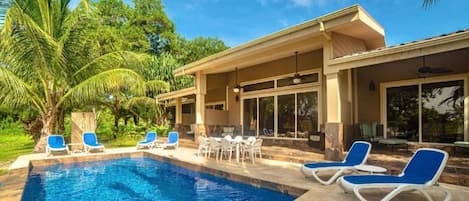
[182,114,195,125]
[205,109,229,125]
[206,88,226,103]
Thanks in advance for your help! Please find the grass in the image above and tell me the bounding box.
[0,121,34,176]
[104,134,143,148]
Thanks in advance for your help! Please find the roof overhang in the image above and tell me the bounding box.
[328,30,469,72]
[156,87,196,102]
[174,5,385,77]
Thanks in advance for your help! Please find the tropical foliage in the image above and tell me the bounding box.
[0,0,228,153]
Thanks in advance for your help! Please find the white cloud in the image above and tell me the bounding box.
[290,0,313,7]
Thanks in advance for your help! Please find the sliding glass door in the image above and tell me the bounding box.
[421,80,464,143]
[259,97,274,137]
[385,79,465,143]
[386,85,419,141]
[243,98,257,136]
[297,92,318,139]
[278,94,295,138]
[242,90,319,138]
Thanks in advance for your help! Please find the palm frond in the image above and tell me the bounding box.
[127,96,160,109]
[146,80,170,96]
[59,68,146,107]
[72,51,149,84]
[1,5,65,84]
[0,65,45,113]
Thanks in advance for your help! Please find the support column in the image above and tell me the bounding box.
[175,97,183,135]
[325,72,345,161]
[195,72,207,140]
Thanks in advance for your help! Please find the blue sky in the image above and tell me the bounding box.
[70,0,469,47]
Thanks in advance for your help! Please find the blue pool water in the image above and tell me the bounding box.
[22,158,295,201]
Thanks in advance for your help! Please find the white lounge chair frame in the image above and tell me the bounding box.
[339,148,451,201]
[46,135,69,156]
[301,141,371,185]
[82,132,105,153]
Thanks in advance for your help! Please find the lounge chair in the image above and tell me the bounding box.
[300,141,371,185]
[46,135,69,156]
[136,131,157,149]
[82,132,105,153]
[160,131,179,149]
[338,148,451,201]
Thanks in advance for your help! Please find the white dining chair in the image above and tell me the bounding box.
[220,138,235,161]
[197,136,210,158]
[208,137,222,160]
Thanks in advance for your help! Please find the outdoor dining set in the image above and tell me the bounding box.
[197,135,263,164]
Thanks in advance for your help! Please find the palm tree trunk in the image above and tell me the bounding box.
[57,106,65,134]
[34,110,56,153]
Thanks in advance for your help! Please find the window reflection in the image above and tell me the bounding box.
[243,98,257,136]
[297,92,318,138]
[386,85,419,141]
[259,97,274,137]
[422,80,464,143]
[278,94,296,138]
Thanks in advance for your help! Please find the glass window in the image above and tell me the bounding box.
[278,94,296,138]
[182,103,194,114]
[206,104,224,111]
[422,80,464,143]
[297,92,318,138]
[243,81,274,92]
[386,85,419,141]
[214,104,224,110]
[166,106,176,127]
[259,97,274,137]
[277,73,319,87]
[243,98,257,136]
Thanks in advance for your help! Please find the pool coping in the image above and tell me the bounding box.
[0,150,307,200]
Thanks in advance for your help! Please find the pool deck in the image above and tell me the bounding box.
[1,147,469,201]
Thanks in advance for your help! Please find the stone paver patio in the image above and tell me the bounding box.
[1,147,468,201]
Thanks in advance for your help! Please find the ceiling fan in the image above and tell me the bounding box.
[417,56,452,77]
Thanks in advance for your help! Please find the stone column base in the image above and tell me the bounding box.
[194,124,206,144]
[325,122,344,161]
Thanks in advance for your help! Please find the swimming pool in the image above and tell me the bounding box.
[22,157,295,201]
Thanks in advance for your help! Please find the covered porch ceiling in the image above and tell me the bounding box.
[174,5,385,77]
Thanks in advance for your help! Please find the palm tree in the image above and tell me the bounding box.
[0,0,147,152]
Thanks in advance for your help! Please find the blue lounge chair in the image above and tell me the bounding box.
[46,135,69,156]
[160,131,179,149]
[339,148,450,201]
[82,132,105,153]
[300,141,371,185]
[136,131,157,149]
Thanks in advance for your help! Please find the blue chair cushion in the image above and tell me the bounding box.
[344,142,371,165]
[167,132,179,144]
[402,149,445,183]
[83,133,100,146]
[48,135,66,149]
[343,175,426,185]
[304,162,353,169]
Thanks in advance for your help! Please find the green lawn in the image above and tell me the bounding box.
[0,122,34,176]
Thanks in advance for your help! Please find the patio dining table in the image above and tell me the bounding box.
[213,137,247,163]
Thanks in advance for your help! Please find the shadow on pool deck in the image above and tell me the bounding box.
[1,147,469,201]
